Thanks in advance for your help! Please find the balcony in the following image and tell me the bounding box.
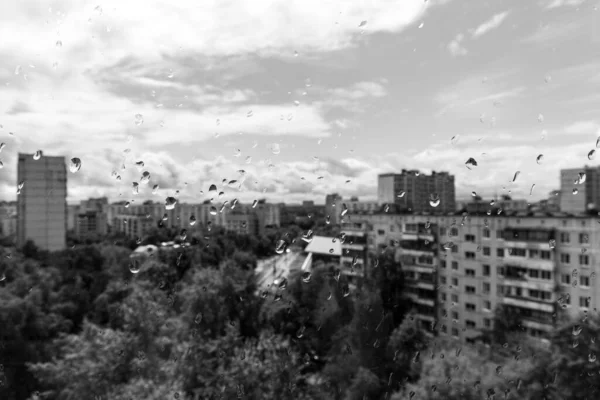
[401,248,436,258]
[503,296,554,313]
[504,254,554,271]
[503,277,554,291]
[521,319,554,332]
[403,264,435,274]
[402,232,435,243]
[406,293,435,307]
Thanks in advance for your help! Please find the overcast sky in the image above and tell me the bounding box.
[1,0,599,206]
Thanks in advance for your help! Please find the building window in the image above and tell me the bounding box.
[451,261,458,270]
[450,227,458,237]
[580,296,589,308]
[465,252,476,260]
[496,230,504,239]
[483,228,490,238]
[452,277,459,286]
[561,253,570,264]
[560,232,570,243]
[452,311,459,320]
[452,246,458,253]
[529,269,539,279]
[466,320,476,329]
[484,318,491,328]
[581,275,590,287]
[497,248,504,257]
[465,234,476,242]
[579,254,590,265]
[440,293,447,301]
[377,229,385,235]
[561,274,571,285]
[451,294,459,302]
[541,271,552,280]
[465,269,475,277]
[510,248,526,257]
[483,282,490,294]
[540,250,551,260]
[452,328,459,337]
[579,233,589,244]
[465,285,476,294]
[497,266,505,276]
[465,303,476,311]
[483,301,491,311]
[440,227,447,236]
[483,247,491,256]
[440,260,447,269]
[441,325,447,334]
[440,276,447,285]
[483,264,490,276]
[497,284,504,295]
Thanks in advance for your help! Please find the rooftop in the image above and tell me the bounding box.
[304,236,342,256]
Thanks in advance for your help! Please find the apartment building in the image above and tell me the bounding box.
[16,153,67,251]
[361,210,598,343]
[378,170,456,213]
[340,220,370,286]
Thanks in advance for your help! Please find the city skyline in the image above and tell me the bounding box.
[2,0,600,206]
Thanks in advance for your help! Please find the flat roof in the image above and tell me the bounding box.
[304,236,341,256]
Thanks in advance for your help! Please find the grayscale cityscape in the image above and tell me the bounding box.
[2,0,600,399]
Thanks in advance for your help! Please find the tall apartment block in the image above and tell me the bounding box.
[378,170,456,213]
[559,166,600,213]
[362,210,599,343]
[17,153,67,251]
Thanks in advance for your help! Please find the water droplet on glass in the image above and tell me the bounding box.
[247,110,253,118]
[301,272,312,283]
[271,143,281,155]
[69,158,82,173]
[0,143,5,153]
[341,204,349,217]
[589,149,596,160]
[471,191,477,197]
[134,114,144,126]
[180,229,187,240]
[465,157,477,169]
[165,197,177,210]
[152,184,159,195]
[233,149,241,157]
[429,194,441,207]
[512,171,520,182]
[359,20,367,28]
[140,171,150,184]
[451,135,460,145]
[537,114,544,123]
[578,172,587,184]
[194,312,203,324]
[208,184,217,193]
[397,191,406,198]
[536,154,543,164]
[294,100,300,106]
[275,240,286,254]
[549,239,556,249]
[129,261,140,274]
[418,22,424,28]
[252,200,258,208]
[32,150,43,160]
[573,325,583,336]
[302,230,314,243]
[131,182,139,195]
[55,40,62,47]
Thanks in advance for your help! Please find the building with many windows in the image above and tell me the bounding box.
[361,210,599,343]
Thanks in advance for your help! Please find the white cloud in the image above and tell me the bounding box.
[472,11,510,38]
[447,33,467,56]
[542,0,586,9]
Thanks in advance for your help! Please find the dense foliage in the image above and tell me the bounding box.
[0,230,597,399]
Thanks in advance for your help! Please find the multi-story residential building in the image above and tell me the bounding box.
[324,193,343,224]
[0,201,17,237]
[361,210,599,343]
[112,214,155,239]
[16,153,67,251]
[340,220,370,286]
[559,166,600,213]
[75,211,107,238]
[378,170,456,213]
[226,213,258,236]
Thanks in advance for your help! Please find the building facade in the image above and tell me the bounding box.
[17,153,67,251]
[362,211,599,343]
[378,170,456,213]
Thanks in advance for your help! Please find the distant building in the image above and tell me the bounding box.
[301,235,342,271]
[0,201,17,237]
[75,211,107,238]
[324,193,343,224]
[226,213,258,235]
[559,167,600,213]
[112,214,154,239]
[378,170,456,213]
[17,153,67,251]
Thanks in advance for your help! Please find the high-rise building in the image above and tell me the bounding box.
[361,210,598,343]
[377,170,456,213]
[324,193,342,224]
[559,166,600,213]
[17,153,67,251]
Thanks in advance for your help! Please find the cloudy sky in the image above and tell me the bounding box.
[1,0,599,206]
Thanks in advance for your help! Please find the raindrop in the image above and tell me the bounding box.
[210,206,217,216]
[573,325,583,336]
[549,239,556,249]
[537,114,544,123]
[450,135,460,145]
[578,172,587,184]
[55,40,62,47]
[301,272,312,283]
[530,184,535,195]
[180,229,187,240]
[588,149,596,160]
[247,110,253,118]
[194,313,203,324]
[589,353,597,362]
[208,184,217,192]
[397,191,406,198]
[132,182,139,195]
[189,215,197,226]
[245,156,252,164]
[152,184,159,195]
[134,114,144,126]
[341,204,349,217]
[277,278,288,290]
[233,149,241,157]
[302,230,314,243]
[140,171,150,184]
[429,194,440,208]
[129,261,140,274]
[359,20,367,28]
[0,143,5,152]
[135,161,144,170]
[252,200,258,208]
[165,197,177,210]
[465,158,477,169]
[231,198,239,209]
[271,143,281,155]
[275,240,286,254]
[536,154,544,164]
[573,188,579,195]
[15,65,21,75]
[512,171,520,182]
[33,151,42,160]
[471,191,477,197]
[418,22,424,28]
[69,158,82,173]
[294,100,300,106]
[544,75,552,83]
